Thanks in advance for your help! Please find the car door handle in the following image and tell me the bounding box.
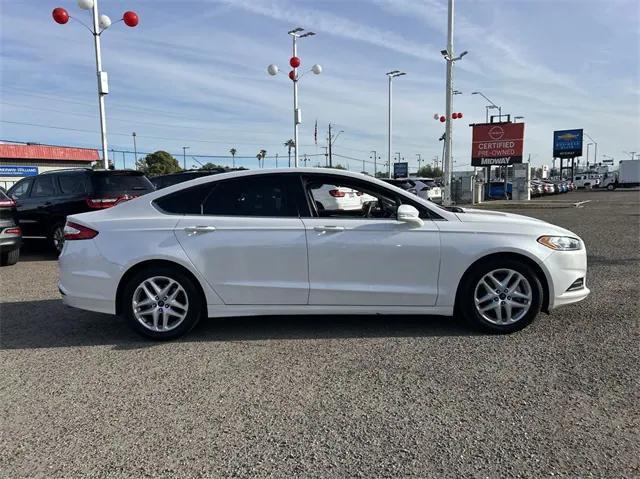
[184,225,217,235]
[314,225,345,232]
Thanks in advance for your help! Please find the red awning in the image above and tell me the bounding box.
[0,144,99,162]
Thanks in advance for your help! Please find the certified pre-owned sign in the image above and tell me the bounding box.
[471,123,525,167]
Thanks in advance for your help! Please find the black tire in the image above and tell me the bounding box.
[50,222,66,255]
[606,184,615,191]
[0,248,19,266]
[457,258,543,334]
[121,265,204,340]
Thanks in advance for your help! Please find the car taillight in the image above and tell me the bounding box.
[86,195,135,209]
[64,221,98,240]
[329,189,345,198]
[0,199,16,207]
[3,227,21,235]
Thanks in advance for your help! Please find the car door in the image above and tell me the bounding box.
[28,174,61,237]
[8,177,39,236]
[170,173,310,305]
[300,174,441,306]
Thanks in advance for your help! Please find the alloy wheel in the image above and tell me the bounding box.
[132,276,189,332]
[53,226,65,253]
[473,268,532,325]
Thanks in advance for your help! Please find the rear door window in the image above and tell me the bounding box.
[59,174,90,195]
[31,175,58,198]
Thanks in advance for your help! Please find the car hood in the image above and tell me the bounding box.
[455,208,577,237]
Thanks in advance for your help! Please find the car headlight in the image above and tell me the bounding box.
[537,235,582,251]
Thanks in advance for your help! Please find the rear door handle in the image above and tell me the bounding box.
[184,225,217,235]
[314,225,345,232]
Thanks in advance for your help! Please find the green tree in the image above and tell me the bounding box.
[417,165,442,178]
[332,164,347,170]
[200,162,224,170]
[138,151,182,176]
[256,149,267,168]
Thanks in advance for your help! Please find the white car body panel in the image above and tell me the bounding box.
[58,168,589,321]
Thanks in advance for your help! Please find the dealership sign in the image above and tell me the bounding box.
[0,165,39,177]
[553,129,583,158]
[393,162,408,178]
[471,123,525,166]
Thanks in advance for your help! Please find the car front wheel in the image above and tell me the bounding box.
[122,266,204,340]
[458,259,543,333]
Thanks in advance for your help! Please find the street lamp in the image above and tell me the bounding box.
[386,70,406,178]
[472,91,501,122]
[584,132,598,167]
[52,0,139,169]
[267,27,322,168]
[441,0,468,206]
[370,150,381,177]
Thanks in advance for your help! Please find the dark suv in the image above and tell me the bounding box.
[7,169,154,253]
[150,168,236,190]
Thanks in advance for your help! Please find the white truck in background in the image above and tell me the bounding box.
[601,160,640,190]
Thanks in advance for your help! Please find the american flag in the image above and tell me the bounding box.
[314,120,318,145]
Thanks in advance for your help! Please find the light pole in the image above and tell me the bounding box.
[586,143,593,169]
[441,0,468,206]
[584,132,598,167]
[472,91,501,122]
[267,28,322,167]
[370,151,381,177]
[132,131,138,169]
[52,1,139,169]
[386,70,406,178]
[182,146,190,170]
[416,153,423,174]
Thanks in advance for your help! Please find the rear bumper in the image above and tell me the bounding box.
[0,235,21,253]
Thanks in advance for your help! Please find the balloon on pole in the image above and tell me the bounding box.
[52,7,70,24]
[98,14,112,30]
[311,64,322,75]
[77,0,94,10]
[122,11,139,27]
[267,64,279,76]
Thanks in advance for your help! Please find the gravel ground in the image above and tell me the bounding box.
[1,189,638,478]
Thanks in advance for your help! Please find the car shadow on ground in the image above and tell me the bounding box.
[16,241,58,262]
[0,299,479,350]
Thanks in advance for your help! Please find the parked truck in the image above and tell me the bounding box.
[601,160,640,190]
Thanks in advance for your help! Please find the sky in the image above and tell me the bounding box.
[0,0,638,173]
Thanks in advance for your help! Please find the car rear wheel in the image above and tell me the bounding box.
[51,222,65,255]
[458,259,543,333]
[122,266,204,340]
[0,249,19,266]
[606,184,615,191]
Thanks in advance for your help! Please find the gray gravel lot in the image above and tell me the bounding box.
[1,189,639,478]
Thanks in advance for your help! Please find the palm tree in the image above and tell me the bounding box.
[284,139,295,167]
[229,148,237,168]
[256,149,267,168]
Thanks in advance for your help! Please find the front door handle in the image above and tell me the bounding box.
[314,225,345,232]
[184,225,217,235]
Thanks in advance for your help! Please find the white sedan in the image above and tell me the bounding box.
[59,169,589,340]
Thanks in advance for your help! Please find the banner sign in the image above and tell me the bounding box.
[393,162,408,178]
[0,165,38,177]
[553,129,583,158]
[471,123,525,166]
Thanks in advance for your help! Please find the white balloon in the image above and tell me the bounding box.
[433,113,440,120]
[311,64,322,75]
[267,64,279,76]
[98,14,111,29]
[77,0,94,10]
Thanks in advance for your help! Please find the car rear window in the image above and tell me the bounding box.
[91,172,154,195]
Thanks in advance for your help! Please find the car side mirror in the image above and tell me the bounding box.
[397,204,424,227]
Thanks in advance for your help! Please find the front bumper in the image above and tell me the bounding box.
[543,248,590,310]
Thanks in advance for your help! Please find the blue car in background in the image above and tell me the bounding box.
[489,181,512,199]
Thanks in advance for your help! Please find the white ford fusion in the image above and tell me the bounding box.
[59,169,589,340]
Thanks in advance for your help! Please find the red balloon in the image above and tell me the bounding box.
[451,113,458,119]
[123,11,139,27]
[439,116,446,123]
[289,70,297,81]
[457,112,463,118]
[289,56,301,68]
[52,7,69,25]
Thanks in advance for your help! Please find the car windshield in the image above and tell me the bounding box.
[91,171,154,195]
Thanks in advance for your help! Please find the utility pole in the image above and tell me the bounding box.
[182,146,189,170]
[275,153,279,168]
[132,132,138,169]
[443,0,454,205]
[323,146,329,167]
[416,153,423,174]
[328,123,333,167]
[122,150,125,170]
